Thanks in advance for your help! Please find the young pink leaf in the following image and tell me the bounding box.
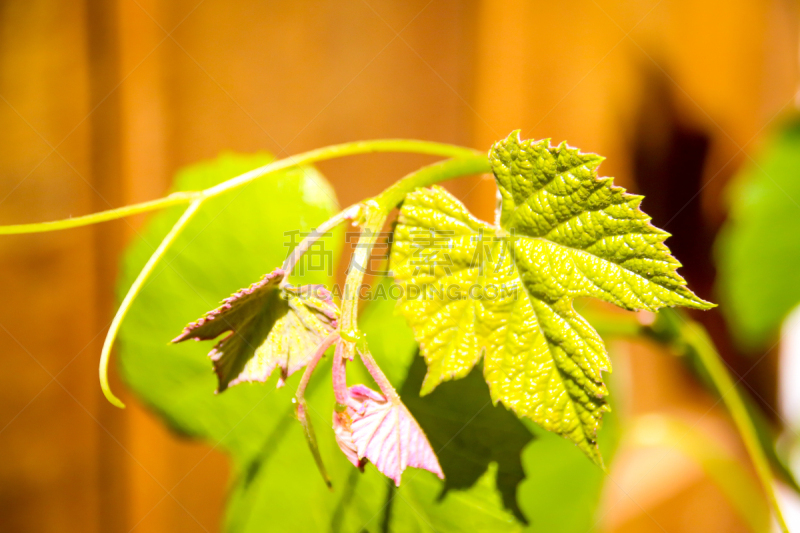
[334,384,443,486]
[172,268,338,391]
[332,408,365,470]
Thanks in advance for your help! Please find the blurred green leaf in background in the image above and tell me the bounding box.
[717,118,800,349]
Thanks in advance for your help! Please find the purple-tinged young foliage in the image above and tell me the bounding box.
[174,260,443,488]
[332,407,364,470]
[330,340,443,485]
[173,267,338,391]
[334,384,443,486]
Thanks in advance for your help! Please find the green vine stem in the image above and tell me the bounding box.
[593,310,790,532]
[0,192,199,235]
[100,199,204,407]
[0,139,483,408]
[280,203,360,283]
[338,156,492,400]
[339,156,491,336]
[675,315,790,533]
[0,140,478,235]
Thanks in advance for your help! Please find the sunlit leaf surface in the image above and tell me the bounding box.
[391,131,712,463]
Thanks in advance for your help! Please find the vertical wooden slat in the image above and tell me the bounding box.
[116,0,207,530]
[85,0,130,531]
[0,1,99,532]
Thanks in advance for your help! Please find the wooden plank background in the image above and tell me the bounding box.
[0,0,797,531]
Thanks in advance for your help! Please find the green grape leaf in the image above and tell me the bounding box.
[173,269,338,392]
[716,118,800,349]
[391,131,713,464]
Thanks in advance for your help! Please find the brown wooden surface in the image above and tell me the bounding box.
[0,0,797,531]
